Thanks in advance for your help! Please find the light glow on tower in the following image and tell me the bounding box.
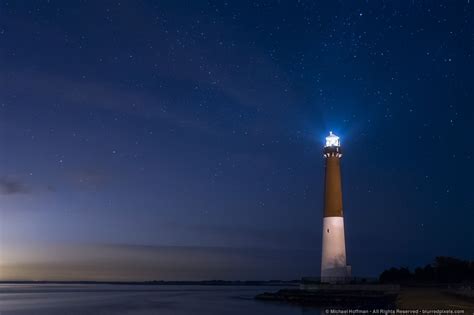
[325,131,340,148]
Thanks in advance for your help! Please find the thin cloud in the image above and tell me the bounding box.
[0,242,318,281]
[0,177,30,195]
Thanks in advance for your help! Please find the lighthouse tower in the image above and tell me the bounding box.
[321,132,351,282]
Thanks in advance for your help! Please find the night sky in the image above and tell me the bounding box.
[1,1,473,281]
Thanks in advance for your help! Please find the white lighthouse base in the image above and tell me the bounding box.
[321,216,351,283]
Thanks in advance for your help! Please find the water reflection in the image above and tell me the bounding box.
[0,284,321,315]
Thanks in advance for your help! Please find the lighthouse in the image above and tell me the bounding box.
[321,131,351,282]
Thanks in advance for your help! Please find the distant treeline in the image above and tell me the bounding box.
[380,256,474,284]
[0,280,299,286]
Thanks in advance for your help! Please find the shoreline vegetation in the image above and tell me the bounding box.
[380,257,474,284]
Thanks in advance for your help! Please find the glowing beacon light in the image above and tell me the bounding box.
[325,131,340,148]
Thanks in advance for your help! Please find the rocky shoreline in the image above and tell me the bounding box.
[255,286,399,308]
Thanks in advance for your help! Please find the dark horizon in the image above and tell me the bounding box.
[1,1,473,282]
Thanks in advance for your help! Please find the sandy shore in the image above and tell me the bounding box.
[397,287,474,311]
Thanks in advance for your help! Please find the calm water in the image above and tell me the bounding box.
[0,284,321,315]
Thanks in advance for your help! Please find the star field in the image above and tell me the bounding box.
[0,1,473,280]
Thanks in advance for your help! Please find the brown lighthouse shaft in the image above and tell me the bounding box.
[323,154,343,217]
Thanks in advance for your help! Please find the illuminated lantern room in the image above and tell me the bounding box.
[325,131,340,148]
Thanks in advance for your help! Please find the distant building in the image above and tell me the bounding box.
[321,132,351,282]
